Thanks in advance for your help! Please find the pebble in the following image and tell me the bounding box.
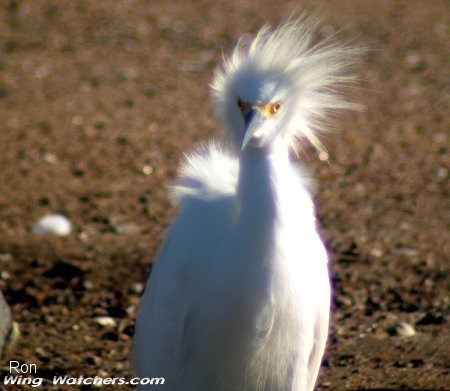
[33,214,72,236]
[338,295,353,307]
[114,222,140,235]
[83,280,94,290]
[405,52,426,71]
[370,247,383,258]
[142,165,154,175]
[130,282,144,295]
[42,152,57,164]
[395,321,416,337]
[95,316,117,328]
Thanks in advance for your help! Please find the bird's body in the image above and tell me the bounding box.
[134,16,362,391]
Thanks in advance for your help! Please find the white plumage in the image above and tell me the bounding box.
[133,16,362,391]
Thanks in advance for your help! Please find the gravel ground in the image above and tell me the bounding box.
[0,1,448,390]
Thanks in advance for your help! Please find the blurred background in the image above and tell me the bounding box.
[0,0,448,389]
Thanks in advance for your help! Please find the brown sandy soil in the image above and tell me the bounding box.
[0,0,448,389]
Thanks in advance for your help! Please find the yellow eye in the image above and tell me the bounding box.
[270,103,281,115]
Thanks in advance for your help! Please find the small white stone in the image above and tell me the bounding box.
[42,153,57,164]
[396,321,416,337]
[126,305,136,316]
[142,165,154,175]
[131,282,144,294]
[72,115,83,125]
[33,214,72,236]
[318,151,329,161]
[95,316,117,328]
[405,52,425,70]
[78,230,89,241]
[370,248,384,258]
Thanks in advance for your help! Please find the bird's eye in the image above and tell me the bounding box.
[270,103,281,115]
[237,98,243,109]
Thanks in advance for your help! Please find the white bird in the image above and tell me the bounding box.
[133,15,362,391]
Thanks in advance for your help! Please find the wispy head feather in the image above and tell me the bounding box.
[211,15,365,155]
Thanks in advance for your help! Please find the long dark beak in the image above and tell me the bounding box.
[241,109,266,150]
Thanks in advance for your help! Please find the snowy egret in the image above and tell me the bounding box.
[133,15,362,391]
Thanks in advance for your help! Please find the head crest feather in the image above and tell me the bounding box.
[211,15,365,156]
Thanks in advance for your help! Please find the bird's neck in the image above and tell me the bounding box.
[237,144,289,240]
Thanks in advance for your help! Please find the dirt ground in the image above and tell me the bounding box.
[0,0,448,390]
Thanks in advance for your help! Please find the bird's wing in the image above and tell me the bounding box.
[172,142,238,205]
[306,242,330,391]
[133,143,238,385]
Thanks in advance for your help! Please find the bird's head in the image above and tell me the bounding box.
[211,16,364,155]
